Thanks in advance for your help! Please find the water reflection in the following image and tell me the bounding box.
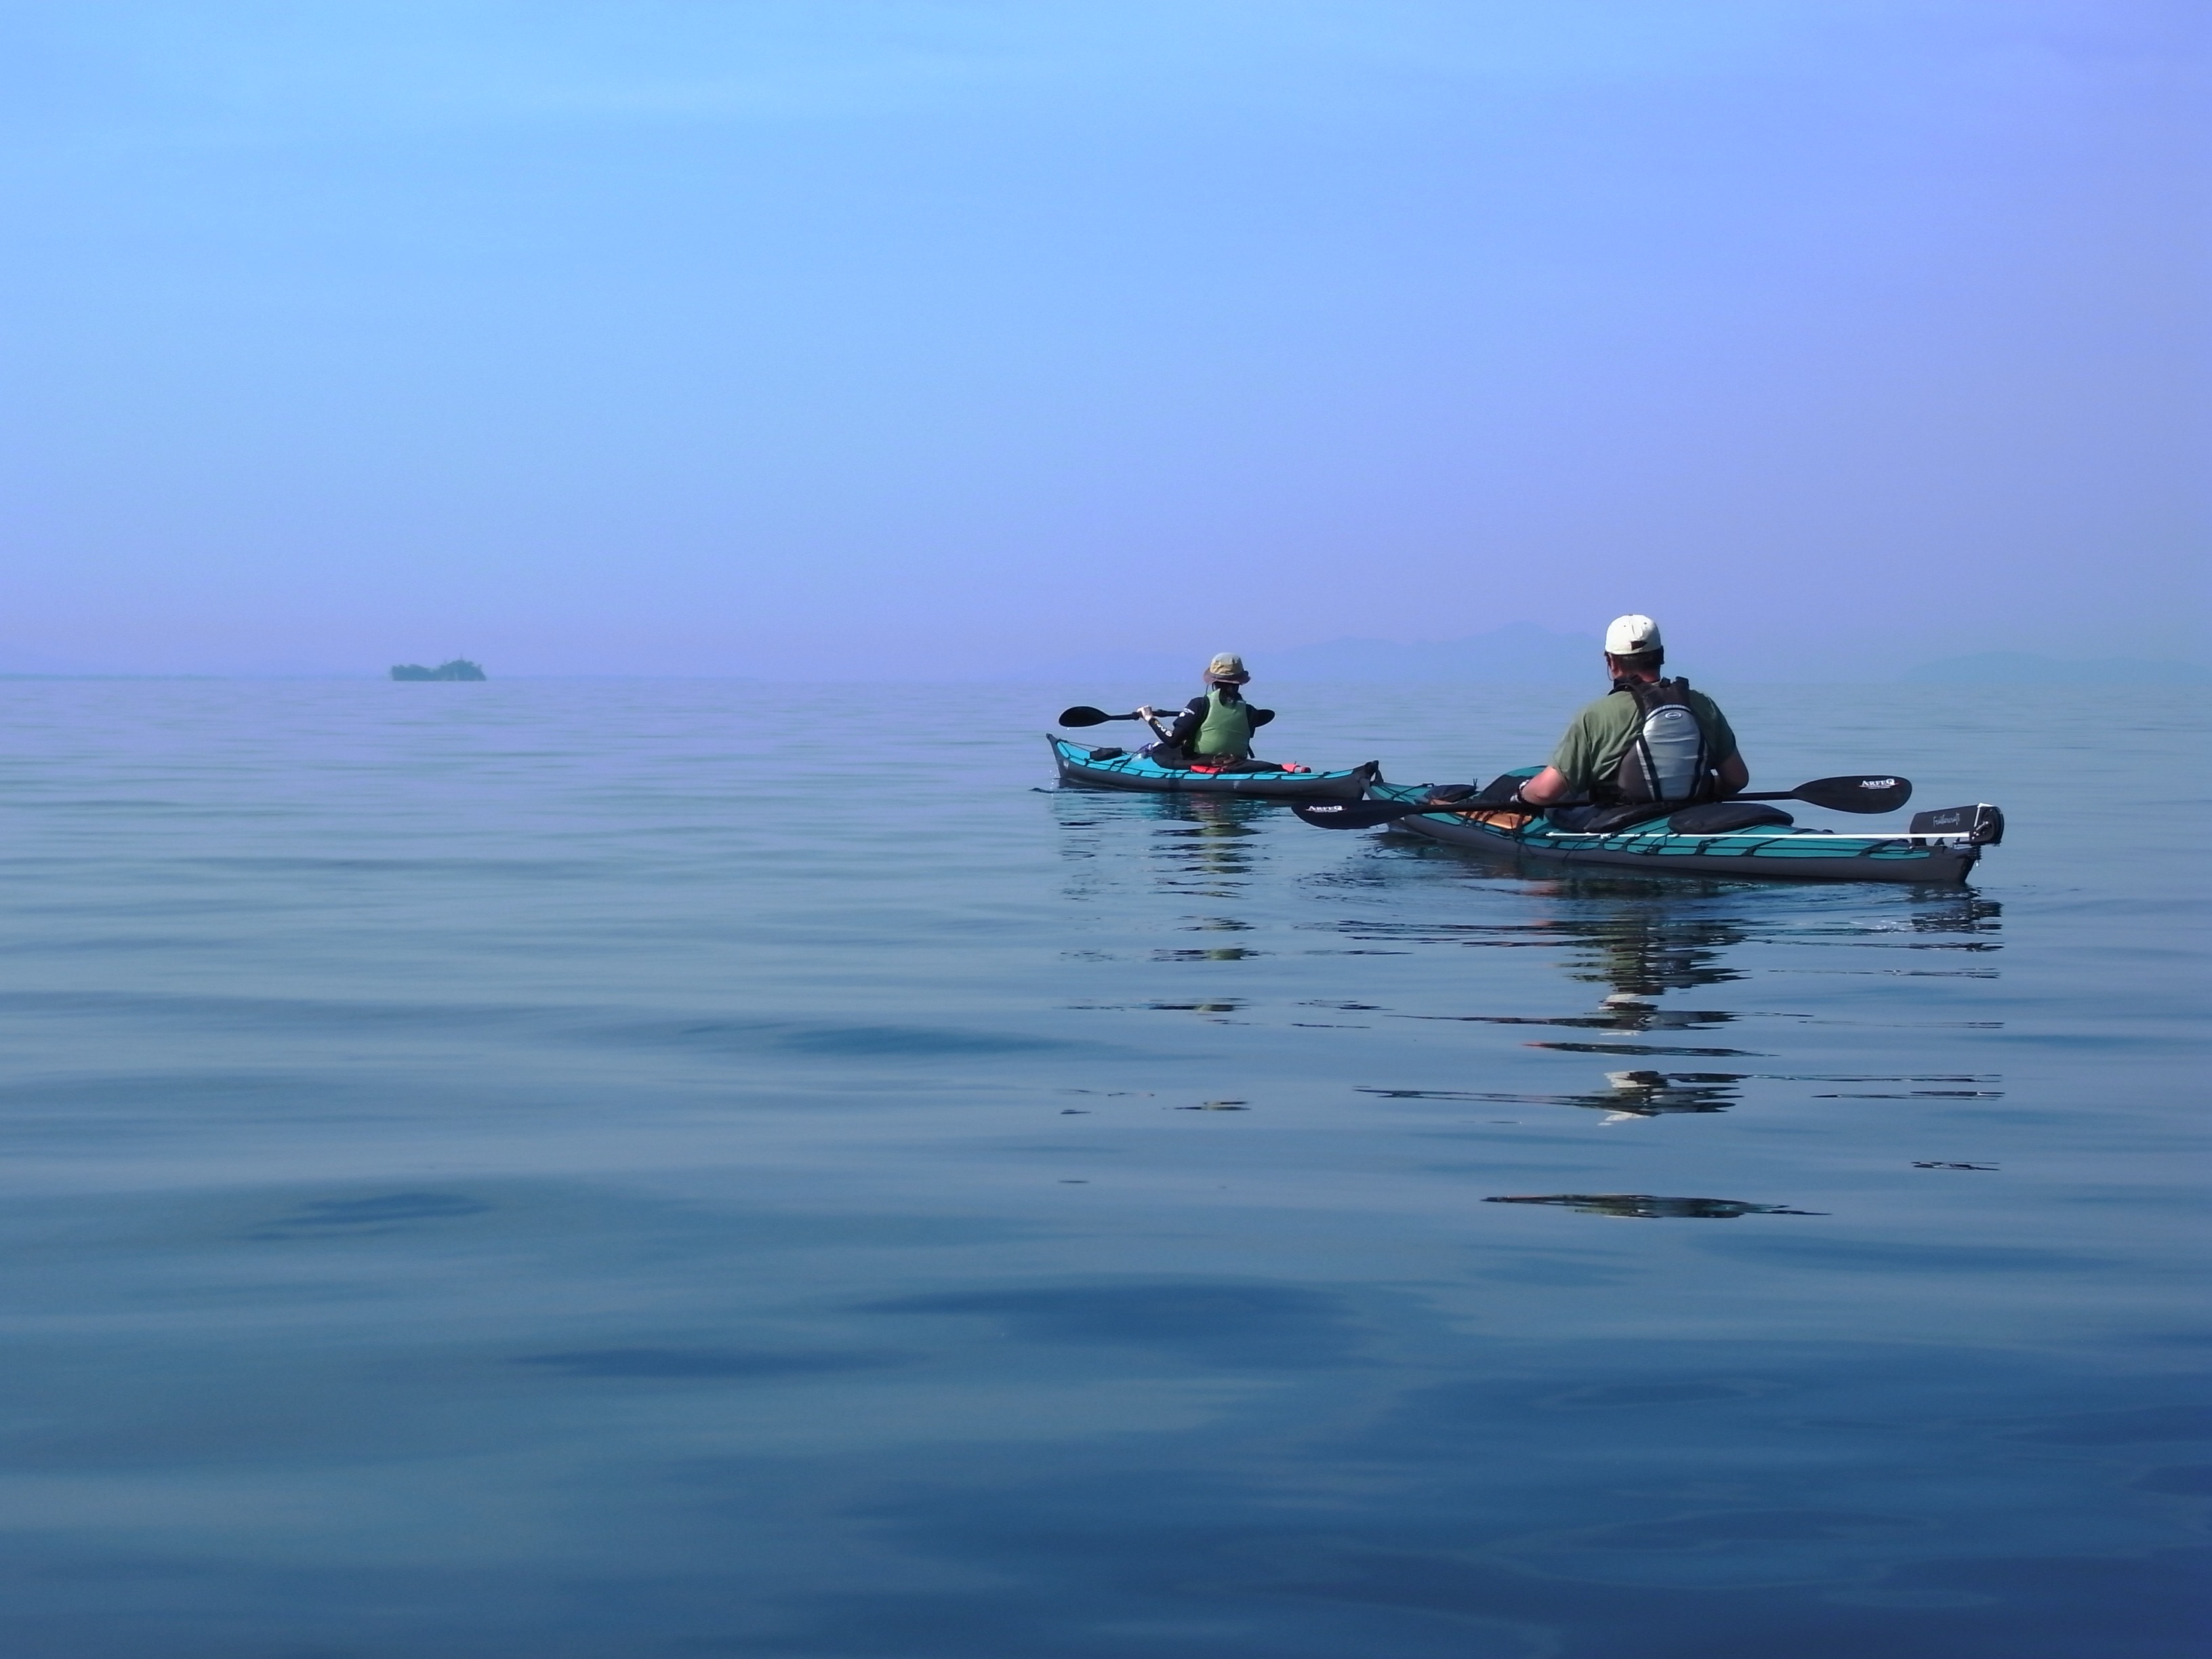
[1336,885,2005,992]
[1363,1065,2001,1120]
[1324,905,1752,995]
[1485,1193,1826,1218]
[1054,792,1282,906]
[1789,893,2006,952]
[1418,1011,1762,1057]
[1418,998,1742,1032]
[1555,905,1753,998]
[1145,796,1269,898]
[1361,1071,1745,1118]
[1594,1069,1746,1116]
[1352,882,2007,1119]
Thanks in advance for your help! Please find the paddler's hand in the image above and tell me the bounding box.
[1513,766,1572,806]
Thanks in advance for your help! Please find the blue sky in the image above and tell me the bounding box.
[0,1,2201,676]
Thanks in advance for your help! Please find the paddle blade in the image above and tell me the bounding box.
[1057,705,1118,727]
[1291,800,1424,829]
[1793,775,1912,814]
[1291,787,1475,830]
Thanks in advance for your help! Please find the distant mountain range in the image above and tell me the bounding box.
[1266,626,1597,681]
[1033,624,1596,687]
[1900,653,2207,683]
[1031,634,2205,688]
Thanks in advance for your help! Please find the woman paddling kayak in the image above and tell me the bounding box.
[1050,652,1381,799]
[1138,653,1285,773]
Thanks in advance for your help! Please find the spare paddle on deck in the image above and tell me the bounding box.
[1293,774,1913,830]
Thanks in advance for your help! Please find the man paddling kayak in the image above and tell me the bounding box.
[1139,653,1284,771]
[1509,615,1748,825]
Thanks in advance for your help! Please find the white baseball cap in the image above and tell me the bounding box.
[1604,615,1662,655]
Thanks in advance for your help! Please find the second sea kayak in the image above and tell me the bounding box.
[1049,736,1380,800]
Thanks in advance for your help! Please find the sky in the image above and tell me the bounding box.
[0,1,2203,678]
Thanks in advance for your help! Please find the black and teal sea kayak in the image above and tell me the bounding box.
[1049,736,1380,800]
[1364,780,2001,884]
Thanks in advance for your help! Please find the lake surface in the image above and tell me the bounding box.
[0,678,2203,1658]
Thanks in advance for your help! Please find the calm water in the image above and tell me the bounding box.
[0,678,2203,1658]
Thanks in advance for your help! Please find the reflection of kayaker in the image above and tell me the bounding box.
[1483,1193,1822,1218]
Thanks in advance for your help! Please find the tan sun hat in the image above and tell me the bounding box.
[1204,652,1250,684]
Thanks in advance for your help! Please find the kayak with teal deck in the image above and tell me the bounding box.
[1049,735,1381,800]
[1356,777,2001,883]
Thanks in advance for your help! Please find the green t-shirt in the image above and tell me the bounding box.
[1547,684,1738,794]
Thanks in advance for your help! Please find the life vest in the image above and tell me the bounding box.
[1192,687,1256,760]
[1606,677,1714,803]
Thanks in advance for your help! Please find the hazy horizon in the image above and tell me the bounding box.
[3,2,2203,679]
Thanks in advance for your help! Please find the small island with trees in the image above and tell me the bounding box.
[390,659,487,681]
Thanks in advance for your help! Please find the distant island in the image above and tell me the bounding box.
[390,659,487,681]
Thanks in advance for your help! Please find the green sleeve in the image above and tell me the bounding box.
[1547,698,1622,791]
